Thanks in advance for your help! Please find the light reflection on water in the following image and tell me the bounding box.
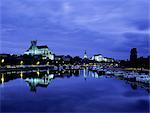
[0,69,149,112]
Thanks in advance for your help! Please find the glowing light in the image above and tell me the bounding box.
[20,71,23,79]
[1,74,4,84]
[46,62,49,65]
[1,59,4,63]
[7,65,11,68]
[20,61,23,65]
[37,71,40,76]
[36,61,40,65]
[47,70,49,74]
[94,63,97,66]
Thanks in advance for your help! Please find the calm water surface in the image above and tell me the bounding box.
[0,70,149,112]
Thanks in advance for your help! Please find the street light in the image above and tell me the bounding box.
[47,62,49,65]
[37,71,40,76]
[1,59,5,66]
[20,61,23,65]
[1,59,4,63]
[36,61,40,65]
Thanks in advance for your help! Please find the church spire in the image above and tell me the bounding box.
[84,50,88,59]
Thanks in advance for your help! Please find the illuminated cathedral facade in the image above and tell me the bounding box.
[24,40,54,60]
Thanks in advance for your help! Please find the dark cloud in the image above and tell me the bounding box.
[1,0,149,59]
[123,33,149,56]
[129,20,149,31]
[123,33,149,47]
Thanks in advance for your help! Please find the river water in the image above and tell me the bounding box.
[0,70,149,112]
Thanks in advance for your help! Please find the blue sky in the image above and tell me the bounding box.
[1,0,150,59]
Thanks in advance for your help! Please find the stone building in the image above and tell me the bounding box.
[24,40,54,60]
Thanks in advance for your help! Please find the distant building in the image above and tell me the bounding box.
[130,48,137,62]
[54,55,72,61]
[92,54,103,61]
[130,48,137,67]
[107,58,115,62]
[137,56,150,69]
[62,55,72,61]
[0,54,10,57]
[83,50,88,59]
[24,40,54,60]
[91,54,114,62]
[54,55,63,61]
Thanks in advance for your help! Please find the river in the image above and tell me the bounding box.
[0,70,149,112]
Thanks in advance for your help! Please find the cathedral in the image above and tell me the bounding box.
[24,40,54,60]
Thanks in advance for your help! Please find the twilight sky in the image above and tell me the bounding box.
[1,0,150,59]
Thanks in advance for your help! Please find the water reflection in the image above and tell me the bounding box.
[25,74,54,92]
[130,83,137,90]
[0,69,149,93]
[0,69,80,92]
[1,73,4,84]
[83,69,87,80]
[0,69,149,112]
[83,69,100,80]
[20,71,23,79]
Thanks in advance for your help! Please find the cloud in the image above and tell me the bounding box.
[1,0,149,59]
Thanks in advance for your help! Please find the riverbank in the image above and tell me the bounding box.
[0,65,82,73]
[116,68,150,73]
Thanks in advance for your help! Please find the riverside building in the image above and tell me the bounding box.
[91,54,114,62]
[24,40,54,60]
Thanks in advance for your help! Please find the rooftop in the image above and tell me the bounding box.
[37,46,48,49]
[94,54,102,56]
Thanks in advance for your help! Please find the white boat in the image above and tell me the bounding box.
[105,71,114,75]
[136,74,150,84]
[114,71,125,77]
